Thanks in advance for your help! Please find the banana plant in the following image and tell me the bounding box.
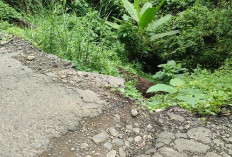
[106,0,179,41]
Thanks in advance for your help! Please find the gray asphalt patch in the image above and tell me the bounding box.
[0,48,105,156]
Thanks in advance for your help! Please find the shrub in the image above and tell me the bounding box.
[147,68,232,115]
[153,0,196,14]
[2,0,44,13]
[118,23,143,61]
[109,0,179,72]
[87,0,125,19]
[152,3,232,70]
[0,0,22,20]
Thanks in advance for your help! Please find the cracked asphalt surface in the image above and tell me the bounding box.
[0,38,109,156]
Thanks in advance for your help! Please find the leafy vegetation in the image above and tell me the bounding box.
[0,0,231,115]
[24,11,124,75]
[152,60,187,83]
[107,0,179,71]
[153,2,232,69]
[146,67,232,115]
[0,1,22,20]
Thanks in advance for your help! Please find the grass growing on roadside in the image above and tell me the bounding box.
[23,11,124,75]
[0,21,26,37]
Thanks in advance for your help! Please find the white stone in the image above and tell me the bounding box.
[107,150,117,157]
[131,109,138,117]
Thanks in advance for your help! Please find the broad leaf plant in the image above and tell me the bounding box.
[106,0,179,41]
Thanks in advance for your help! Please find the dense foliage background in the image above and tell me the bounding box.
[0,0,231,115]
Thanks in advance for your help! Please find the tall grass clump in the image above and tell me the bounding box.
[25,4,124,75]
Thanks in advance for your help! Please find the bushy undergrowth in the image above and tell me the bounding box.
[0,21,24,37]
[146,2,232,70]
[88,0,125,19]
[163,4,232,69]
[111,0,232,71]
[153,0,196,14]
[0,0,22,20]
[2,0,44,13]
[146,67,232,115]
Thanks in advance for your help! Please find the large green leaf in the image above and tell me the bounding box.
[121,0,139,22]
[105,21,120,29]
[147,84,177,94]
[179,88,204,95]
[134,0,140,18]
[140,2,152,16]
[152,71,164,79]
[150,30,180,40]
[176,95,197,105]
[179,88,205,99]
[156,0,167,10]
[170,78,185,87]
[139,7,158,29]
[147,14,172,31]
[138,0,167,29]
[112,17,123,23]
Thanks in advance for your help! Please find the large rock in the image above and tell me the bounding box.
[187,127,212,144]
[107,150,117,157]
[174,139,210,153]
[92,131,109,144]
[167,113,185,122]
[112,138,124,146]
[155,131,175,148]
[109,127,118,137]
[159,147,187,157]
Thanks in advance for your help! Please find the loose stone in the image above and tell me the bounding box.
[27,55,35,61]
[112,138,124,146]
[107,150,117,157]
[133,128,140,133]
[126,125,133,130]
[80,143,88,149]
[155,109,163,112]
[92,131,109,144]
[113,114,120,122]
[134,136,142,142]
[104,142,112,150]
[109,127,118,137]
[125,141,130,147]
[147,124,152,129]
[127,137,133,143]
[119,147,126,157]
[131,109,138,117]
[167,113,185,122]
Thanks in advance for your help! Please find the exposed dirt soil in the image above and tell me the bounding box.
[118,67,155,98]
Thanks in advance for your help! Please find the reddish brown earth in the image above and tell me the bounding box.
[118,67,155,98]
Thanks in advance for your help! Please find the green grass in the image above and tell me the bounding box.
[23,11,122,75]
[0,21,26,37]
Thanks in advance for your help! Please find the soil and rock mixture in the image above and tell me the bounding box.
[0,35,231,157]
